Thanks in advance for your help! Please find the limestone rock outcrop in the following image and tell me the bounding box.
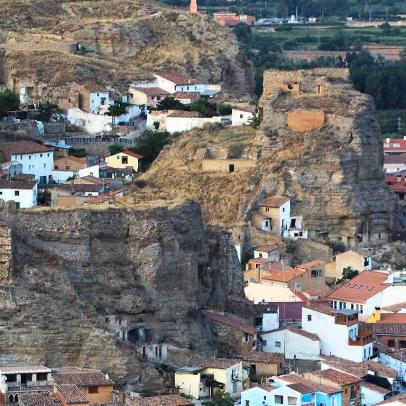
[0,202,242,390]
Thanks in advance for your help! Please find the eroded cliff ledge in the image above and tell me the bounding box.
[0,201,242,390]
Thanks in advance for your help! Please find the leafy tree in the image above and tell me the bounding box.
[284,238,297,254]
[106,103,128,135]
[218,104,232,116]
[131,129,170,169]
[0,89,20,117]
[69,148,87,158]
[248,113,261,129]
[37,102,62,122]
[337,267,359,283]
[202,390,234,406]
[108,143,124,156]
[157,97,186,111]
[190,97,217,117]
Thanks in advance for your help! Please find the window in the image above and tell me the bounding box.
[29,155,31,159]
[47,153,50,157]
[360,305,363,314]
[240,114,243,119]
[333,300,337,309]
[40,153,43,157]
[351,304,354,309]
[232,382,237,393]
[275,395,283,404]
[307,314,312,321]
[88,387,98,394]
[388,339,395,347]
[288,396,297,405]
[343,302,346,309]
[399,340,406,349]
[14,191,20,196]
[275,341,281,348]
[363,349,367,359]
[282,208,285,212]
[311,269,321,278]
[44,163,46,168]
[265,207,270,212]
[122,156,128,165]
[245,401,250,406]
[242,332,249,342]
[37,373,47,381]
[0,192,2,195]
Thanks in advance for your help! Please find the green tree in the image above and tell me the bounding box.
[0,89,20,117]
[131,129,170,169]
[248,113,261,129]
[69,148,88,158]
[202,390,234,406]
[37,102,62,122]
[108,143,124,156]
[218,104,232,116]
[190,97,217,117]
[106,103,128,135]
[157,97,186,111]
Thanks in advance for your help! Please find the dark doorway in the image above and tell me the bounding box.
[229,164,235,173]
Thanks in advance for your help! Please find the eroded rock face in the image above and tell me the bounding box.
[0,202,242,390]
[255,68,396,246]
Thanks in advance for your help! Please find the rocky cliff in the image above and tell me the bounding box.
[0,201,242,390]
[0,0,254,99]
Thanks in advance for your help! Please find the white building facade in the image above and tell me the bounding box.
[10,150,53,184]
[0,181,37,208]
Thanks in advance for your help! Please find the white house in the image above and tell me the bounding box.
[78,164,100,178]
[153,72,221,96]
[328,270,406,321]
[302,303,374,362]
[0,180,37,208]
[261,325,321,360]
[361,381,392,406]
[232,106,256,126]
[254,245,280,262]
[244,283,305,304]
[240,385,276,406]
[0,141,54,184]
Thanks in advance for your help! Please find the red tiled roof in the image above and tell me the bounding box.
[382,302,406,313]
[328,271,389,303]
[375,393,406,405]
[321,355,397,379]
[297,259,324,270]
[310,369,359,385]
[0,141,53,159]
[133,87,170,96]
[243,351,283,363]
[385,154,406,164]
[259,196,290,208]
[257,384,277,392]
[287,326,319,341]
[384,138,406,153]
[52,369,114,387]
[155,72,199,85]
[202,310,255,334]
[123,150,143,159]
[79,81,107,93]
[0,180,37,190]
[173,92,200,99]
[376,313,406,323]
[279,374,340,395]
[128,395,194,406]
[0,364,50,374]
[261,263,305,282]
[19,393,56,406]
[185,357,240,369]
[56,384,89,404]
[288,383,314,394]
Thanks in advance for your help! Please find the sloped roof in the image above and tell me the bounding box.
[0,141,53,159]
[128,395,194,406]
[133,87,170,96]
[287,326,319,341]
[309,369,359,385]
[154,72,199,85]
[361,381,391,395]
[259,196,290,208]
[184,357,240,369]
[0,180,37,190]
[328,271,389,303]
[56,384,89,404]
[202,310,255,334]
[52,368,114,387]
[261,263,305,282]
[297,259,325,270]
[255,245,279,253]
[19,393,56,406]
[278,374,340,395]
[243,351,283,363]
[385,154,406,164]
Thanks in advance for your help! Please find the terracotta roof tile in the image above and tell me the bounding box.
[384,138,406,153]
[56,384,89,404]
[377,313,406,323]
[372,323,406,336]
[257,384,277,392]
[261,263,305,282]
[259,196,290,208]
[385,154,406,164]
[255,245,279,253]
[278,374,341,395]
[309,369,359,385]
[133,87,170,96]
[127,395,194,406]
[173,92,200,99]
[243,351,283,363]
[184,357,240,369]
[328,271,389,303]
[287,326,319,341]
[297,259,325,270]
[382,302,406,313]
[19,393,56,406]
[0,141,53,160]
[288,383,315,394]
[0,180,37,190]
[202,310,255,335]
[52,369,114,387]
[361,381,391,395]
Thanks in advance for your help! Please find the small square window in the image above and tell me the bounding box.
[275,341,281,348]
[40,154,43,157]
[307,315,312,321]
[275,395,283,404]
[15,191,20,196]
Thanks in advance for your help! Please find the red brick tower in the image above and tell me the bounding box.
[190,0,197,14]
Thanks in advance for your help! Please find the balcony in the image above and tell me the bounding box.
[335,313,359,327]
[348,326,373,346]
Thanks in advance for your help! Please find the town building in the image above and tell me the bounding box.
[385,175,406,205]
[104,151,143,172]
[213,12,256,26]
[261,325,321,360]
[253,245,281,261]
[384,154,406,173]
[304,369,361,406]
[245,283,305,305]
[54,156,87,172]
[202,310,256,357]
[0,141,54,184]
[325,249,372,280]
[173,92,200,105]
[0,363,52,404]
[383,137,406,155]
[52,367,114,405]
[0,180,37,208]
[77,82,112,115]
[128,87,170,108]
[242,351,284,382]
[327,270,406,320]
[174,358,243,399]
[231,107,256,126]
[50,183,105,208]
[302,303,374,362]
[54,384,90,406]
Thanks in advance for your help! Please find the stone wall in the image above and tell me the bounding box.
[0,225,12,282]
[287,110,325,132]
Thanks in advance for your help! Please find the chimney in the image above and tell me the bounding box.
[374,307,381,322]
[190,0,197,14]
